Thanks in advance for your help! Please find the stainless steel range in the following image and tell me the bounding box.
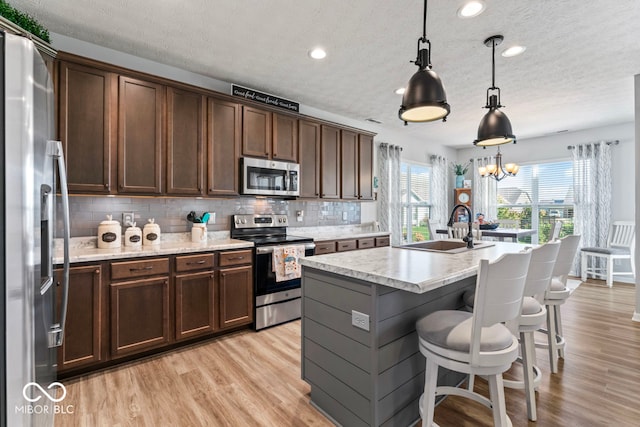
[231,214,315,330]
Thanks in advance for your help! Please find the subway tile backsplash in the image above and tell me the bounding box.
[57,196,361,237]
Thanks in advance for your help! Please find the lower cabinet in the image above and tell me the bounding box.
[218,265,253,329]
[175,270,216,340]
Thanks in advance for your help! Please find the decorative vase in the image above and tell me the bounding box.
[455,175,464,188]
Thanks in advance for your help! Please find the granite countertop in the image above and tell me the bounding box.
[299,240,527,294]
[288,222,390,241]
[54,231,253,264]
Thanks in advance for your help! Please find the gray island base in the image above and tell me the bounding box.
[299,242,525,427]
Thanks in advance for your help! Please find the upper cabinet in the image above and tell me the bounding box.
[272,113,298,162]
[242,106,272,158]
[320,125,340,199]
[298,120,320,198]
[117,76,164,194]
[358,134,374,200]
[340,130,358,200]
[207,97,241,196]
[166,87,205,195]
[58,61,115,193]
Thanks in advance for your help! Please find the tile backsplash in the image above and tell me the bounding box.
[58,196,361,237]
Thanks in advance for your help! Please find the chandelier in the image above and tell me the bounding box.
[478,147,518,181]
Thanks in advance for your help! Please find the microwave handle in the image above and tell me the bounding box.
[284,171,290,191]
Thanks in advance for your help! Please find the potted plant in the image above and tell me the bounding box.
[451,162,470,188]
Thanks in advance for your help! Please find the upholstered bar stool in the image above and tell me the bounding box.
[416,251,532,426]
[539,234,581,373]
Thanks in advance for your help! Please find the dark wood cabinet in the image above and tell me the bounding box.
[218,265,253,329]
[166,87,205,195]
[242,106,272,158]
[207,97,241,195]
[272,113,298,161]
[298,120,321,198]
[58,61,115,193]
[117,76,164,194]
[175,271,216,340]
[358,134,374,200]
[340,130,359,200]
[56,265,103,372]
[320,125,340,199]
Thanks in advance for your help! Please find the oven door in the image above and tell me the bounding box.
[254,244,314,296]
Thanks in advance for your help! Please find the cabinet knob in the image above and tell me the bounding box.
[209,188,213,192]
[94,269,100,274]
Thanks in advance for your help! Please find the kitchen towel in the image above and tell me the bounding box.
[272,245,306,282]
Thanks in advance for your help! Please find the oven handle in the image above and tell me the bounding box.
[255,242,316,254]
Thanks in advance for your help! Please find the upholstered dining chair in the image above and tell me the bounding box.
[416,250,532,426]
[580,221,635,287]
[448,222,482,240]
[549,220,562,241]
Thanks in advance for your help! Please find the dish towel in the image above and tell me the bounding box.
[272,245,306,282]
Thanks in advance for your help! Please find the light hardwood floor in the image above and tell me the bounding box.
[55,281,640,427]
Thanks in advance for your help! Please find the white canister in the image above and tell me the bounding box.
[124,222,142,248]
[143,218,161,246]
[97,214,121,249]
[191,223,208,243]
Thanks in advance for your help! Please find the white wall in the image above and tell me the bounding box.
[634,74,639,321]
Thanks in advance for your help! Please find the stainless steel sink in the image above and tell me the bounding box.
[398,240,494,254]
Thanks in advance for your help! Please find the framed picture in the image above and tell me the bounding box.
[463,179,472,188]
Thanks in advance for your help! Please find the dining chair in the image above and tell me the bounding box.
[416,250,532,427]
[498,219,520,229]
[426,219,442,240]
[448,222,482,240]
[580,221,635,287]
[549,219,562,241]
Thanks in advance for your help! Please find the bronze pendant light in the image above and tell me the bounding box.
[398,0,450,124]
[474,35,516,146]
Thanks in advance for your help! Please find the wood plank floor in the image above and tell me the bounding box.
[55,281,640,427]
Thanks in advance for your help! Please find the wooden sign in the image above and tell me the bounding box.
[231,85,299,113]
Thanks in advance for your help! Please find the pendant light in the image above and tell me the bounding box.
[473,35,516,146]
[398,0,450,124]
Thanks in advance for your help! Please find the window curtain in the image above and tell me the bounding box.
[378,143,403,246]
[571,141,613,273]
[430,155,448,227]
[472,157,498,221]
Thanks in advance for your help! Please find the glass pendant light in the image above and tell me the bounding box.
[473,35,516,146]
[398,0,450,124]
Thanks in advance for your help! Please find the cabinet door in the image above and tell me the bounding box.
[272,113,298,161]
[117,76,164,194]
[166,87,205,195]
[358,134,374,200]
[56,265,103,371]
[110,276,170,357]
[340,130,358,200]
[59,61,115,193]
[175,271,216,340]
[298,120,320,198]
[242,106,272,158]
[218,265,253,329]
[207,98,241,195]
[320,125,340,199]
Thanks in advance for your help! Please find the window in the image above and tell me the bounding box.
[401,162,432,243]
[496,160,575,243]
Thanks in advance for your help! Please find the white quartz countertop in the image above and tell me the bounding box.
[288,223,390,241]
[300,240,527,294]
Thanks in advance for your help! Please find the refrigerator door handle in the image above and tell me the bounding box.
[48,141,71,348]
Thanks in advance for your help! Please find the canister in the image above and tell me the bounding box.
[97,214,121,249]
[143,218,161,246]
[191,223,208,243]
[124,222,142,248]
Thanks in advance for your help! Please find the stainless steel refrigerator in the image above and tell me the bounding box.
[1,32,70,427]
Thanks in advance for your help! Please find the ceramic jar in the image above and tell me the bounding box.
[191,223,207,243]
[124,222,142,248]
[97,214,121,249]
[143,218,161,246]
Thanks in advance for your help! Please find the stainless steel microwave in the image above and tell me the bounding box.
[241,157,300,197]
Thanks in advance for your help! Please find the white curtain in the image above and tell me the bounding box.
[430,155,448,227]
[572,141,613,272]
[472,157,498,221]
[378,143,403,246]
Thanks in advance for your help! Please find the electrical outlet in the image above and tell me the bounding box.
[207,212,216,224]
[342,211,348,221]
[352,310,370,331]
[296,210,304,222]
[122,212,135,226]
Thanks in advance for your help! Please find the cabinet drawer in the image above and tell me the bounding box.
[357,238,375,249]
[175,253,215,272]
[219,249,252,267]
[375,236,390,247]
[336,240,357,252]
[111,258,169,280]
[314,241,336,255]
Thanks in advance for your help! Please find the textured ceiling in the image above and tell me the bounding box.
[10,0,640,147]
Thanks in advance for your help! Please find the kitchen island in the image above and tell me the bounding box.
[299,240,525,427]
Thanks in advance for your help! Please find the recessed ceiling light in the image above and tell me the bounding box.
[502,45,526,57]
[457,1,486,18]
[395,87,406,95]
[309,48,327,59]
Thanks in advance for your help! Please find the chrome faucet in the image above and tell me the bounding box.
[447,204,474,249]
